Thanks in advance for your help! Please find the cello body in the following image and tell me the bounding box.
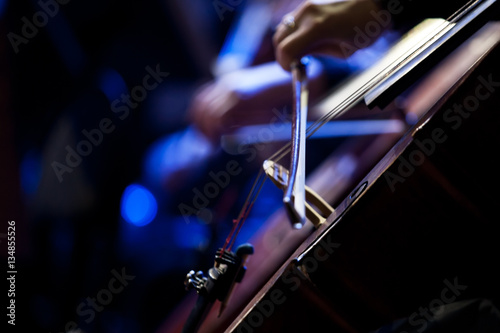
[159,11,500,333]
[227,21,500,333]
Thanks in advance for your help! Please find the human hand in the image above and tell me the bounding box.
[187,63,290,143]
[273,0,387,71]
[188,60,328,143]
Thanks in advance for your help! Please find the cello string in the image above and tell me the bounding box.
[227,172,267,252]
[222,169,267,252]
[276,0,482,151]
[224,0,482,247]
[265,23,463,163]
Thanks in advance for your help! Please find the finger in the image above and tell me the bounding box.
[273,3,330,70]
[187,83,222,130]
[272,15,297,50]
[272,0,311,51]
[275,24,320,71]
[191,88,236,142]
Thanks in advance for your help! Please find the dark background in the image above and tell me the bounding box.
[0,1,257,332]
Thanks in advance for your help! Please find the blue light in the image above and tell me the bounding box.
[98,67,127,103]
[0,0,6,18]
[173,219,210,250]
[120,184,158,227]
[20,149,42,196]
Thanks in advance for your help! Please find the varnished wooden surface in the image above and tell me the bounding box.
[158,20,500,333]
[227,22,500,333]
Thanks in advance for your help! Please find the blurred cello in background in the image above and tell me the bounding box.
[160,1,500,332]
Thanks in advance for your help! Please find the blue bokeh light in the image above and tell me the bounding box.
[98,67,128,103]
[173,219,210,250]
[20,149,42,196]
[120,184,158,227]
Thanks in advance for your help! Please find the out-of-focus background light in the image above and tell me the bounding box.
[120,183,158,227]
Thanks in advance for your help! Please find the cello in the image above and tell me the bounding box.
[161,1,500,332]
